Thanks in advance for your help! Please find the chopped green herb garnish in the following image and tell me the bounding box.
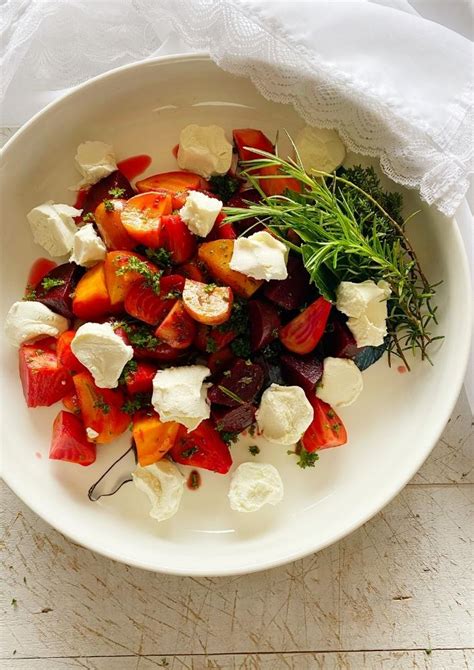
[116,256,162,293]
[41,277,65,292]
[122,323,160,350]
[205,336,218,353]
[230,336,251,358]
[219,431,239,446]
[93,397,111,414]
[223,370,231,377]
[163,289,182,300]
[108,187,126,198]
[122,394,149,415]
[103,199,115,212]
[145,247,173,268]
[208,174,241,202]
[82,212,96,223]
[287,444,319,469]
[204,283,218,294]
[181,446,198,459]
[217,385,245,405]
[248,445,260,456]
[23,286,37,301]
[248,424,256,437]
[11,598,17,607]
[118,359,138,385]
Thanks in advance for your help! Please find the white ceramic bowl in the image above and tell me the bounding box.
[0,55,471,575]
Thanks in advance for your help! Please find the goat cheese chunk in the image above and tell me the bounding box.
[228,462,284,513]
[295,125,346,174]
[70,223,107,266]
[27,202,80,257]
[180,190,222,237]
[71,322,133,389]
[256,384,314,445]
[4,301,69,347]
[75,141,117,188]
[230,231,288,281]
[177,124,233,178]
[152,365,211,431]
[132,460,185,522]
[336,279,391,347]
[316,357,363,407]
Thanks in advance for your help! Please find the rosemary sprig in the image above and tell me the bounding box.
[224,147,441,367]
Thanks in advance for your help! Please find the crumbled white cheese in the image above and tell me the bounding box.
[75,141,117,188]
[316,357,363,407]
[86,427,99,441]
[295,125,346,173]
[70,223,107,266]
[4,301,69,347]
[336,279,391,347]
[71,322,133,388]
[229,231,288,281]
[152,365,211,431]
[256,384,314,445]
[180,190,222,237]
[228,462,284,513]
[27,202,81,257]
[177,124,233,178]
[132,460,185,522]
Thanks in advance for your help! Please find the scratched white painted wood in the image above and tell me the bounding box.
[1,650,473,669]
[1,123,473,667]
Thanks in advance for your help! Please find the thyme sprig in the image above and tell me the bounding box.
[224,147,441,367]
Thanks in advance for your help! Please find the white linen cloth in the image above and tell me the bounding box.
[1,0,472,407]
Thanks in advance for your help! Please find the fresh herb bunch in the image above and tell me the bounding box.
[224,147,441,367]
[208,174,241,202]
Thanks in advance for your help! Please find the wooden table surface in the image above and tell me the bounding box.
[1,128,473,670]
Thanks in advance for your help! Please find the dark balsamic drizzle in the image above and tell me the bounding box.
[88,444,137,502]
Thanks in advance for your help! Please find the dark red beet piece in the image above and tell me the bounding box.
[226,189,264,236]
[321,317,359,359]
[35,263,84,319]
[264,254,313,310]
[255,356,285,389]
[248,299,280,351]
[212,403,256,433]
[280,352,323,394]
[81,170,135,217]
[208,358,264,408]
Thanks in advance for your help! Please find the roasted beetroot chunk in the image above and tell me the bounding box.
[280,352,323,394]
[212,403,256,433]
[248,299,280,351]
[81,170,135,217]
[35,262,83,319]
[322,317,359,359]
[208,358,264,407]
[226,189,264,236]
[264,254,313,310]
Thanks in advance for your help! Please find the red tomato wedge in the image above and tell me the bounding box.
[301,396,347,452]
[73,371,129,444]
[155,300,196,349]
[136,171,208,194]
[121,191,172,248]
[50,411,96,466]
[170,420,232,474]
[279,297,332,355]
[57,330,86,375]
[123,361,158,395]
[161,214,197,264]
[132,411,181,466]
[19,340,74,408]
[124,274,185,326]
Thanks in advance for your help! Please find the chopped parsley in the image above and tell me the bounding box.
[41,277,65,292]
[260,339,283,362]
[11,598,17,608]
[103,199,115,212]
[23,286,37,301]
[181,446,198,459]
[205,336,218,353]
[93,397,111,414]
[208,174,241,202]
[116,256,162,294]
[108,187,126,198]
[122,323,160,350]
[248,445,260,456]
[122,394,149,415]
[82,212,96,223]
[217,298,251,357]
[204,283,218,294]
[219,431,239,446]
[248,424,256,437]
[230,336,251,358]
[145,247,173,268]
[287,444,319,469]
[118,359,138,385]
[163,289,182,300]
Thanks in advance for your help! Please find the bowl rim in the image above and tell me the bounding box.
[1,52,472,576]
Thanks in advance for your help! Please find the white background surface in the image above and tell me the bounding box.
[1,2,473,667]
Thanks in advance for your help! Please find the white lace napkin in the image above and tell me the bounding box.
[1,0,472,406]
